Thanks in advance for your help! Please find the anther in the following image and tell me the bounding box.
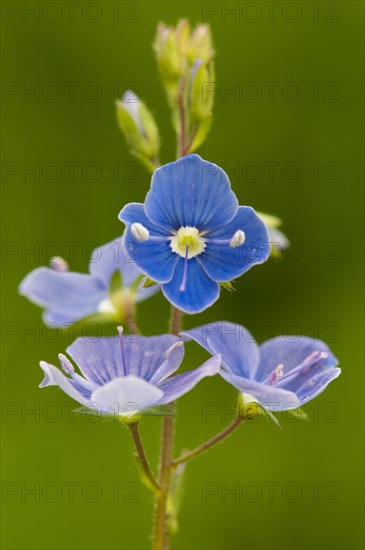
[230,230,245,248]
[131,223,150,242]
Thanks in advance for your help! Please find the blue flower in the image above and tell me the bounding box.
[39,328,220,419]
[119,155,270,314]
[19,235,159,326]
[182,322,340,411]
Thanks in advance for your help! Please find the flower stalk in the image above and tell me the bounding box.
[129,423,160,493]
[172,416,244,467]
[153,306,183,550]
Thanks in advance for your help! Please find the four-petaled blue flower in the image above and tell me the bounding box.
[119,154,270,314]
[39,328,220,418]
[19,235,159,326]
[182,322,340,411]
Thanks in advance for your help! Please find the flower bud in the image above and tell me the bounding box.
[187,24,214,65]
[257,211,289,257]
[116,91,160,170]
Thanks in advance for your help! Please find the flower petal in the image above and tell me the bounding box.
[220,370,301,411]
[200,207,270,282]
[119,203,178,283]
[149,342,185,385]
[66,337,122,385]
[39,361,89,404]
[162,258,220,314]
[296,368,341,405]
[89,235,137,288]
[123,335,184,381]
[89,233,160,302]
[19,268,107,326]
[90,375,163,415]
[144,155,238,232]
[66,334,182,385]
[181,321,259,378]
[157,355,221,404]
[256,336,337,382]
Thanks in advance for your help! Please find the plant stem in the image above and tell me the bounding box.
[172,416,244,467]
[169,306,183,336]
[129,423,160,493]
[177,75,187,158]
[153,306,183,550]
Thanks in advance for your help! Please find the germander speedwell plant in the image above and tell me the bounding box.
[20,20,341,550]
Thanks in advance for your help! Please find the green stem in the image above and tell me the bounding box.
[177,75,188,158]
[129,423,160,493]
[172,416,244,467]
[153,306,183,550]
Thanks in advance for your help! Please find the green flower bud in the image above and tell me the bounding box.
[190,60,215,122]
[257,211,290,257]
[187,24,215,65]
[116,91,160,169]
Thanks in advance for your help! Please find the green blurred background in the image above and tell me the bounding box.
[1,1,364,549]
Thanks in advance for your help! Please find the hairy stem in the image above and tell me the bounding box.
[129,423,160,493]
[172,416,244,467]
[153,306,183,550]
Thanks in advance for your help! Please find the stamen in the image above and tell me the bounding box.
[230,230,246,248]
[50,256,69,272]
[208,229,246,248]
[131,223,149,242]
[267,364,284,385]
[164,341,184,358]
[59,353,74,374]
[301,351,328,374]
[117,326,128,376]
[179,245,189,292]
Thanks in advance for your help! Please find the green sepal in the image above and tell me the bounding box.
[73,407,142,424]
[128,273,145,294]
[283,407,309,422]
[190,61,215,123]
[143,276,159,288]
[256,211,282,228]
[219,281,236,293]
[139,404,175,417]
[189,116,212,153]
[237,393,282,430]
[116,98,160,164]
[109,269,123,295]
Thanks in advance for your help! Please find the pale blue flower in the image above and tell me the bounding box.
[39,329,220,418]
[19,235,159,326]
[182,322,340,411]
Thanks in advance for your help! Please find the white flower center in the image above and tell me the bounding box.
[98,297,118,315]
[170,227,206,259]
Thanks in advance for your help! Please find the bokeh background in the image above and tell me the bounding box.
[1,1,364,549]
